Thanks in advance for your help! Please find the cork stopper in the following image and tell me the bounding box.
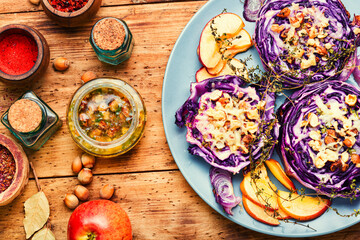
[8,99,43,133]
[93,18,126,51]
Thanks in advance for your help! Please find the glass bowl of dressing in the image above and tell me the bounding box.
[67,78,146,157]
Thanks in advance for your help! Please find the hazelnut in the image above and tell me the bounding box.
[78,168,93,185]
[343,137,355,148]
[64,194,79,210]
[81,71,97,83]
[100,184,115,200]
[270,24,285,33]
[53,57,70,71]
[72,155,83,174]
[74,185,90,201]
[81,153,96,168]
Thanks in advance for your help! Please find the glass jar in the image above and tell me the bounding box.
[1,91,62,150]
[67,78,146,157]
[90,17,134,65]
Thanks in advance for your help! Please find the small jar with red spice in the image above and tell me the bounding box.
[0,24,50,83]
[90,17,135,65]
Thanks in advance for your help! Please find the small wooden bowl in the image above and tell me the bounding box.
[0,134,29,206]
[41,0,102,27]
[0,24,50,84]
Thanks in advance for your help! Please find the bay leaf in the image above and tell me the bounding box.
[23,191,50,239]
[31,227,56,240]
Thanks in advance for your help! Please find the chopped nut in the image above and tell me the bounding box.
[309,140,322,152]
[324,136,336,145]
[246,109,259,120]
[342,163,349,172]
[242,135,253,145]
[314,155,326,168]
[280,28,290,39]
[341,151,349,164]
[271,24,285,33]
[289,17,301,28]
[301,54,317,69]
[300,120,308,128]
[325,149,339,162]
[330,160,342,172]
[308,112,319,127]
[277,8,291,18]
[316,46,328,56]
[343,137,356,148]
[308,27,317,39]
[309,130,321,141]
[351,154,360,164]
[345,94,357,107]
[327,129,337,138]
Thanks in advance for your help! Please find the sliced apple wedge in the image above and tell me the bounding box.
[195,67,214,82]
[199,13,245,68]
[240,165,279,210]
[243,196,280,226]
[265,159,296,192]
[207,59,226,75]
[212,13,245,39]
[226,29,253,52]
[277,190,331,221]
[196,58,248,82]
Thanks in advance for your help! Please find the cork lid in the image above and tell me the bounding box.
[93,18,126,51]
[8,99,43,133]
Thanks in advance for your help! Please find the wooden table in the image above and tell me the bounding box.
[1,0,360,239]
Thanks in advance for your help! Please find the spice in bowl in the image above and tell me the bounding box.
[90,17,134,65]
[0,145,16,193]
[0,33,38,76]
[49,0,89,12]
[8,99,43,133]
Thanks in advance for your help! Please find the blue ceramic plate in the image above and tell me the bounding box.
[162,0,360,237]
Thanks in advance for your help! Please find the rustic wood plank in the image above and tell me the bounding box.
[0,1,206,178]
[1,170,359,240]
[0,0,206,14]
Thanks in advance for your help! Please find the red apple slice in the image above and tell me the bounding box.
[240,165,279,210]
[195,67,214,82]
[277,190,331,221]
[207,59,226,75]
[226,29,253,52]
[199,13,245,68]
[213,13,245,39]
[265,159,296,192]
[196,58,248,82]
[243,196,280,226]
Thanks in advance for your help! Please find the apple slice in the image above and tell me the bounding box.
[196,58,248,82]
[265,159,296,192]
[207,59,226,75]
[196,67,214,82]
[199,13,245,68]
[277,190,331,221]
[240,165,279,210]
[243,196,280,226]
[226,29,253,52]
[212,13,245,39]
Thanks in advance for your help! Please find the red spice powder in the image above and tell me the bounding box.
[0,33,38,75]
[0,145,16,193]
[49,0,89,12]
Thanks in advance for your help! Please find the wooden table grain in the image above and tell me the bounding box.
[0,1,359,239]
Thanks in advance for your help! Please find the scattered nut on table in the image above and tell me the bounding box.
[78,168,93,185]
[64,193,79,209]
[100,184,115,199]
[74,185,90,201]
